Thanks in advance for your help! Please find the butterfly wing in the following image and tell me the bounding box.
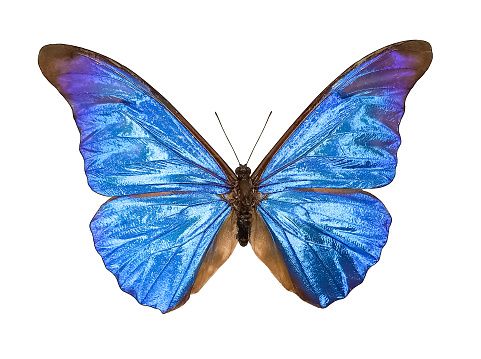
[39,44,236,196]
[251,40,431,306]
[252,40,432,192]
[91,192,234,312]
[39,45,238,311]
[254,190,390,307]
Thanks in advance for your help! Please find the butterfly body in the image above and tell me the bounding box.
[39,40,432,312]
[225,164,264,247]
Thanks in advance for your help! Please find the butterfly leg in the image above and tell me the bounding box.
[219,191,239,211]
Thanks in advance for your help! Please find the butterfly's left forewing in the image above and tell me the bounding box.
[39,44,235,196]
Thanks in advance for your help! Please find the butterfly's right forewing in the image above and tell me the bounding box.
[253,40,432,192]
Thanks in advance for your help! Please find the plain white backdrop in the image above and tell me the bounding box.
[2,1,479,358]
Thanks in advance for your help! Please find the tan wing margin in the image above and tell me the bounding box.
[191,211,238,294]
[250,210,295,292]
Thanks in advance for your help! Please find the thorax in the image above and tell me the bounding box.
[229,164,261,210]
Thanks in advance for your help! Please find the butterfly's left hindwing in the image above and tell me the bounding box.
[91,192,232,313]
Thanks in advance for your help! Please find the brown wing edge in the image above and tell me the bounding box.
[251,209,321,305]
[191,211,238,294]
[166,211,238,312]
[251,40,432,184]
[293,188,391,214]
[38,44,236,184]
[250,210,295,292]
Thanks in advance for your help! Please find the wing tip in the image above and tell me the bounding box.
[39,43,79,60]
[395,39,432,52]
[392,39,433,72]
[38,44,78,88]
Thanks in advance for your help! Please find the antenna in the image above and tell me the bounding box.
[246,111,272,165]
[215,112,241,165]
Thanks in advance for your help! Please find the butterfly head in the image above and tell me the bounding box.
[235,164,251,180]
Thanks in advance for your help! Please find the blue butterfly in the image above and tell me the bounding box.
[39,40,432,313]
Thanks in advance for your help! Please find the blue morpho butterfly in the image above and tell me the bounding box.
[38,40,432,313]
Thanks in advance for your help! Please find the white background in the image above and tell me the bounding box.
[2,1,479,358]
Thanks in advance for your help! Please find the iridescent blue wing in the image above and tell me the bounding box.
[90,192,235,313]
[252,40,432,192]
[39,44,236,196]
[255,190,390,307]
[250,41,431,307]
[39,45,238,312]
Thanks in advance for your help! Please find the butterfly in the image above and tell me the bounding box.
[39,40,432,313]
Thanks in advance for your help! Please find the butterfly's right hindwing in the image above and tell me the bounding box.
[257,190,391,307]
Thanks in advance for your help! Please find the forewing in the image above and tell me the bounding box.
[257,190,390,307]
[253,40,432,192]
[90,192,234,313]
[39,45,235,196]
